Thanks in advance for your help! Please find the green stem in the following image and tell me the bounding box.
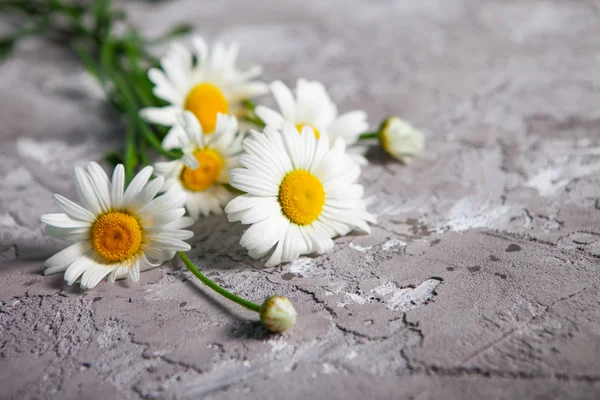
[124,119,136,183]
[178,252,262,313]
[359,131,379,140]
[242,115,265,128]
[138,120,182,160]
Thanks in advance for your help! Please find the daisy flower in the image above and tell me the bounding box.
[154,111,243,219]
[255,79,369,164]
[41,162,193,289]
[140,36,268,149]
[225,123,375,267]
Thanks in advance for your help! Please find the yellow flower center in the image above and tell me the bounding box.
[279,170,325,225]
[184,83,229,133]
[91,211,143,263]
[180,149,223,191]
[295,124,320,139]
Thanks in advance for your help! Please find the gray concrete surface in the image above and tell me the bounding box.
[1,0,600,399]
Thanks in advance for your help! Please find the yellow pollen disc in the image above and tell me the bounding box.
[279,170,325,225]
[91,212,143,263]
[184,83,229,133]
[296,124,320,139]
[180,149,223,191]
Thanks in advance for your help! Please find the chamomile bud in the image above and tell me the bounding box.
[260,296,297,333]
[379,117,425,162]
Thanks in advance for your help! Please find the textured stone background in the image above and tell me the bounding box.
[1,0,600,399]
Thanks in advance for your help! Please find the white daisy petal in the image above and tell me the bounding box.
[139,191,186,216]
[150,208,187,225]
[146,229,194,240]
[64,255,96,286]
[111,164,125,209]
[122,166,153,207]
[140,253,163,270]
[109,266,128,283]
[229,169,280,196]
[255,106,285,128]
[80,264,114,289]
[44,241,92,273]
[227,198,279,224]
[149,235,191,252]
[282,224,309,263]
[41,213,91,229]
[74,167,102,215]
[240,213,288,251]
[225,194,276,216]
[52,194,95,222]
[128,176,165,212]
[148,68,182,104]
[144,245,174,262]
[327,110,368,145]
[265,239,285,268]
[163,216,195,229]
[192,36,208,66]
[140,106,179,126]
[154,160,180,178]
[87,162,111,212]
[270,80,296,121]
[162,125,186,150]
[128,260,140,282]
[181,153,199,169]
[44,226,89,242]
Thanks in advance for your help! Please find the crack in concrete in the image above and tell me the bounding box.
[411,364,600,383]
[459,287,588,365]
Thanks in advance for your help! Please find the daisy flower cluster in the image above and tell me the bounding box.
[41,35,425,332]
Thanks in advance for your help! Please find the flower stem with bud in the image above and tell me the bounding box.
[177,253,297,333]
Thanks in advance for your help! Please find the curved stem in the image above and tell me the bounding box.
[178,252,262,313]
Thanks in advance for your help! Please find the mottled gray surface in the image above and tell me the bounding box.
[1,0,600,399]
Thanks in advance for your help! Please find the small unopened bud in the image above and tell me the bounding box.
[260,296,297,333]
[379,117,424,162]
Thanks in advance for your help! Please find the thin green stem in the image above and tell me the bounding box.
[241,99,257,111]
[359,131,379,140]
[138,120,182,160]
[124,120,136,183]
[242,115,265,128]
[178,253,262,313]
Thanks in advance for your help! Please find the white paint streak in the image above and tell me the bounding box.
[349,243,372,253]
[385,279,441,312]
[341,279,441,312]
[268,339,288,353]
[381,240,406,250]
[527,162,600,197]
[289,258,316,276]
[430,197,519,232]
[322,363,336,374]
[345,293,366,305]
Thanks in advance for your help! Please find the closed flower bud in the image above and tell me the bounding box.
[260,296,297,333]
[379,117,424,162]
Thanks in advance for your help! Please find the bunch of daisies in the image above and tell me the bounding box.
[41,36,424,332]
